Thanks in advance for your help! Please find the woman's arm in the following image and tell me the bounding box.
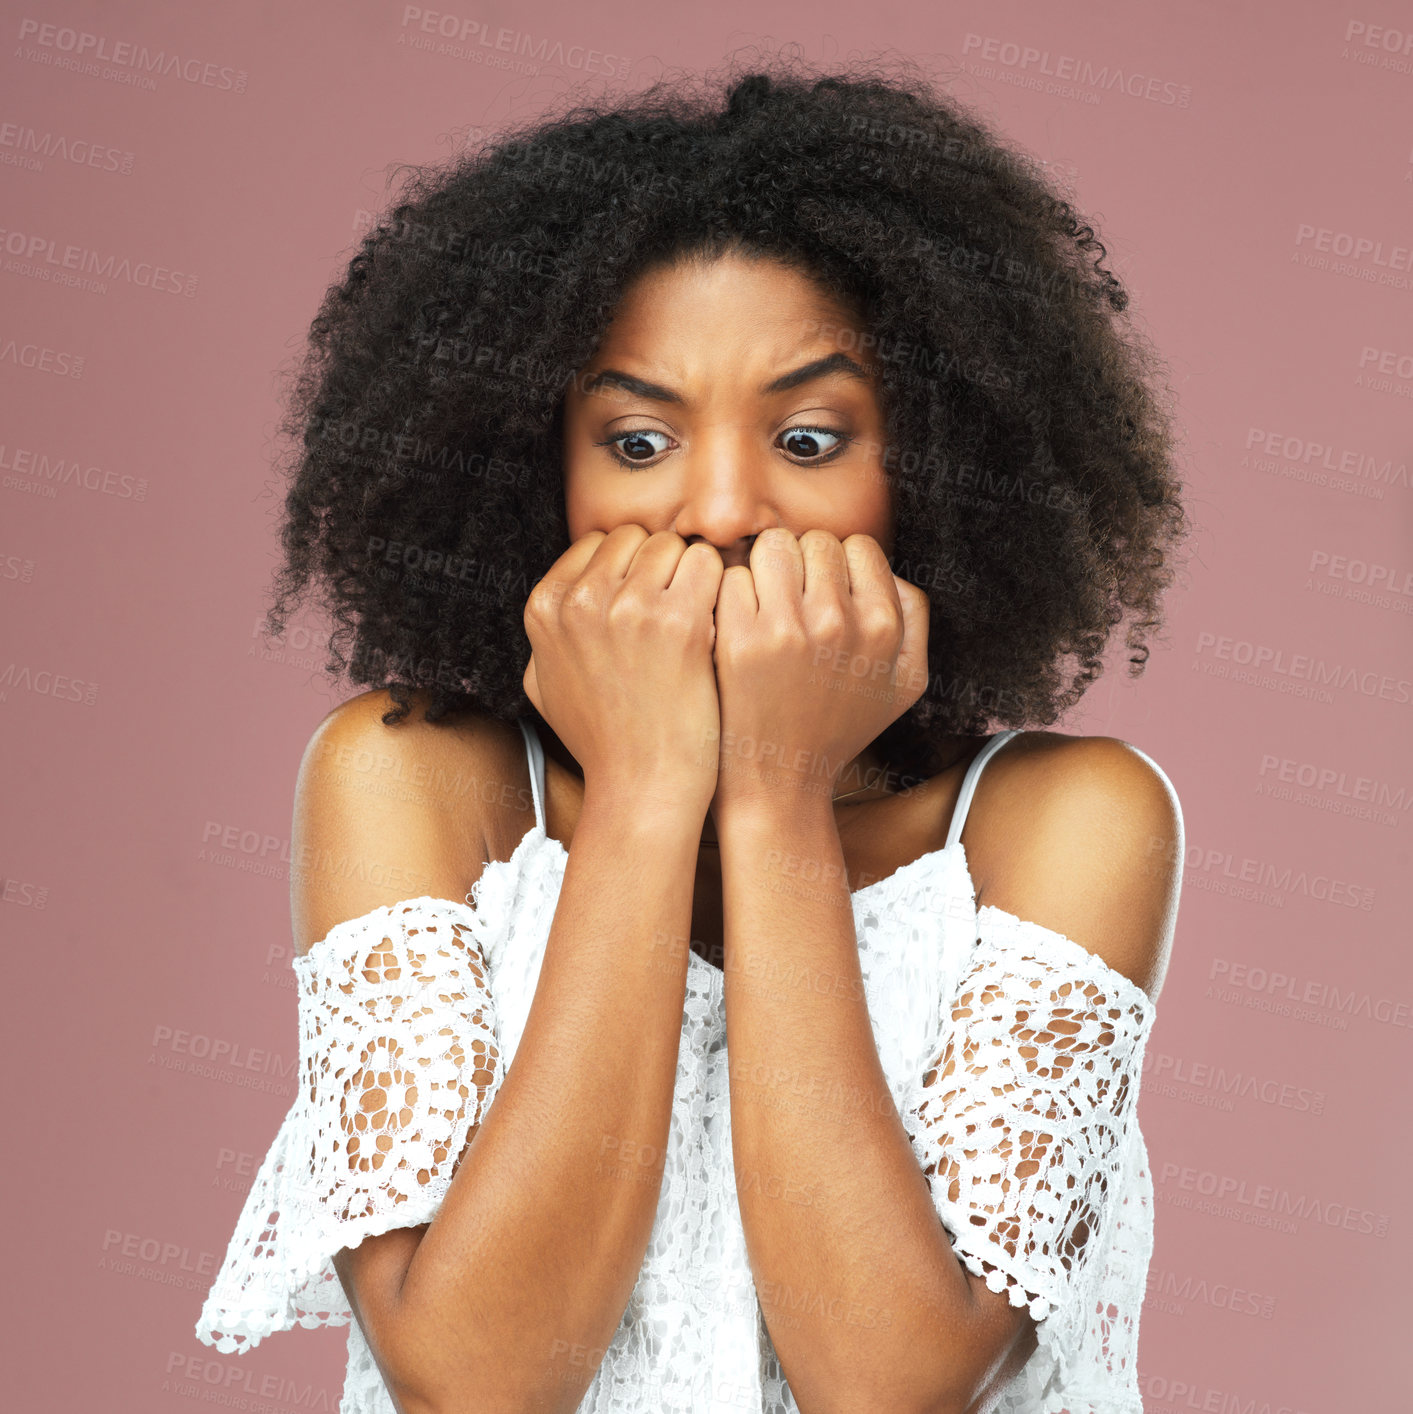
[298,700,704,1414]
[717,734,1178,1414]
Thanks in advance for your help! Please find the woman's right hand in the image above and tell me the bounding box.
[522,526,725,817]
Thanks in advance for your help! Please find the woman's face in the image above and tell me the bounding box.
[561,251,893,570]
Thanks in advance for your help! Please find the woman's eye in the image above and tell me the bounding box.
[594,424,853,468]
[596,429,674,465]
[779,425,851,462]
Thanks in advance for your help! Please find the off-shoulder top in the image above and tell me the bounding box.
[195,722,1173,1414]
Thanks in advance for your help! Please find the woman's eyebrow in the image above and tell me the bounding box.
[578,351,872,405]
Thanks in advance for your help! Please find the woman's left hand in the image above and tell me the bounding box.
[708,528,929,817]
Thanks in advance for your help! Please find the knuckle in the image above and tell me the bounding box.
[563,581,600,615]
[770,618,811,650]
[605,589,649,626]
[862,603,901,637]
[658,603,703,638]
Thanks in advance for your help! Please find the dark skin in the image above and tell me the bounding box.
[532,247,985,969]
[515,249,1178,1410]
[513,247,1058,1408]
[534,723,990,967]
[530,719,986,970]
[315,248,1177,1413]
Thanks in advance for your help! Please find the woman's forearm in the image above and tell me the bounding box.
[388,788,701,1414]
[718,794,978,1414]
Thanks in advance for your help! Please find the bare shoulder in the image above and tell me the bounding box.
[965,730,1185,1001]
[291,688,527,957]
[974,730,1182,822]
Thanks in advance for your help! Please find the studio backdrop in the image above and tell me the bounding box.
[5,4,1409,1412]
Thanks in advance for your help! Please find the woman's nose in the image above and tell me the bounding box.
[671,453,774,564]
[685,535,755,569]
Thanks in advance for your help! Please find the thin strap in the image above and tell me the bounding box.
[945,729,1025,851]
[517,718,547,834]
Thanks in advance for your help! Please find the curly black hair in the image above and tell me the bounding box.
[263,50,1191,787]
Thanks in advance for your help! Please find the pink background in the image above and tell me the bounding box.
[5,2,1410,1410]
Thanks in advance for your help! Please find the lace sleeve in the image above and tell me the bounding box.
[903,903,1156,1326]
[194,897,502,1355]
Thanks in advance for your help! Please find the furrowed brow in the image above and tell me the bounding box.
[578,369,684,404]
[760,352,872,395]
[578,351,872,405]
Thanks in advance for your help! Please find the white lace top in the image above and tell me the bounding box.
[195,722,1168,1414]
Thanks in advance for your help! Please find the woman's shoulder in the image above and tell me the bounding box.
[967,729,1183,1002]
[291,688,529,956]
[978,729,1178,809]
[965,730,1182,874]
[310,685,520,750]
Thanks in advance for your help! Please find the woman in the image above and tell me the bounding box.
[197,56,1189,1414]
